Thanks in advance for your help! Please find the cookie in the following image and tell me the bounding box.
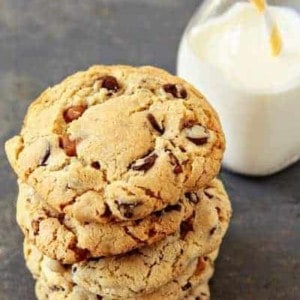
[35,278,210,300]
[17,180,194,264]
[18,178,230,264]
[70,179,231,298]
[6,65,225,222]
[25,239,216,300]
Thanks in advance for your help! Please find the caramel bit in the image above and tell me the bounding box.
[147,113,164,134]
[131,153,158,172]
[101,75,120,91]
[163,83,187,99]
[69,242,90,261]
[184,124,209,146]
[195,257,207,275]
[59,136,77,157]
[63,105,86,123]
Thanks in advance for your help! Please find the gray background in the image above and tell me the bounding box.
[0,0,299,299]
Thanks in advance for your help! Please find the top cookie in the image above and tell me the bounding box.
[6,65,225,222]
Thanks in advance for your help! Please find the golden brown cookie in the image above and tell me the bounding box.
[18,179,230,264]
[24,239,215,300]
[70,179,231,298]
[6,65,225,223]
[17,180,194,264]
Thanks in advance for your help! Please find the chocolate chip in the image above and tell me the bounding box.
[168,152,183,174]
[164,204,182,213]
[184,124,209,146]
[142,188,156,198]
[31,217,43,235]
[180,215,194,239]
[72,266,77,273]
[147,113,164,134]
[131,153,158,172]
[210,226,217,235]
[101,76,119,91]
[102,204,112,218]
[115,201,140,219]
[182,282,192,291]
[185,192,199,204]
[215,206,225,222]
[40,144,51,166]
[204,190,213,199]
[91,161,101,169]
[57,213,65,224]
[154,210,163,218]
[59,198,75,211]
[148,228,156,238]
[63,105,86,123]
[163,83,187,99]
[59,136,77,157]
[124,249,141,257]
[49,285,64,292]
[31,221,40,235]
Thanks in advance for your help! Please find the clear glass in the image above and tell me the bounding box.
[177,0,300,176]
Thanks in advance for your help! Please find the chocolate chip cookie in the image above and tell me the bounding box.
[25,239,216,300]
[6,65,225,222]
[70,179,231,298]
[17,180,194,264]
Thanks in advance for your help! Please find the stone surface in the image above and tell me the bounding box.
[0,0,299,299]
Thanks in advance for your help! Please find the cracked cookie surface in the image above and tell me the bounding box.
[24,239,215,300]
[17,180,194,264]
[6,65,225,222]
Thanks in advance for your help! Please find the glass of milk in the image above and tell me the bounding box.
[177,0,300,176]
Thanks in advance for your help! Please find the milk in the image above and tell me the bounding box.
[177,2,300,176]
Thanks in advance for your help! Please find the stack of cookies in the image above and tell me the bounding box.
[5,65,232,300]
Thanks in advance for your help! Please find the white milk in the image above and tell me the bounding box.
[177,2,300,176]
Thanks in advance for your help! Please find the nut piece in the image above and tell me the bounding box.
[101,75,120,91]
[131,153,158,172]
[184,124,209,145]
[63,105,86,123]
[59,136,77,157]
[163,83,187,99]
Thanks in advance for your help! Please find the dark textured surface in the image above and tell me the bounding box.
[0,1,299,299]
